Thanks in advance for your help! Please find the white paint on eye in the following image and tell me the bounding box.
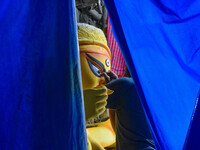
[105,59,110,67]
[91,63,101,76]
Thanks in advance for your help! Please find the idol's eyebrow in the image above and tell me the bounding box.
[86,53,105,71]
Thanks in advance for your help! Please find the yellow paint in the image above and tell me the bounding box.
[78,23,115,148]
[87,119,115,148]
[80,45,111,90]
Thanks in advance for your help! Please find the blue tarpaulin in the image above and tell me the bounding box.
[104,0,200,149]
[1,0,200,149]
[0,0,87,149]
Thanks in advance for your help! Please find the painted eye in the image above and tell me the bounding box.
[87,59,102,77]
[105,59,110,67]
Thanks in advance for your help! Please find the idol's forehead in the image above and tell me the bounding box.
[79,45,111,61]
[80,46,111,72]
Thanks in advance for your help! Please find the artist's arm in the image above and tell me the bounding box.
[102,70,118,133]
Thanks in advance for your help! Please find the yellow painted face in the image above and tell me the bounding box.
[80,45,111,90]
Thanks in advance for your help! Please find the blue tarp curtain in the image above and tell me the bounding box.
[1,0,200,149]
[104,0,200,149]
[0,0,87,149]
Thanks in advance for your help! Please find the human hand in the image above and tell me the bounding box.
[83,86,108,121]
[101,70,118,84]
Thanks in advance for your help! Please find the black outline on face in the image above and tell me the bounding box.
[86,53,105,77]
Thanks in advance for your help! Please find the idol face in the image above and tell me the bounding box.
[80,45,111,90]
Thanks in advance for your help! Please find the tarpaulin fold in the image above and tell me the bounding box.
[104,0,200,149]
[0,0,87,149]
[183,91,200,149]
